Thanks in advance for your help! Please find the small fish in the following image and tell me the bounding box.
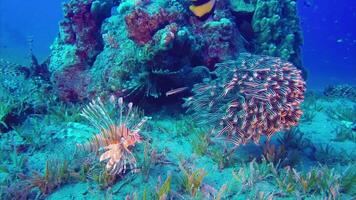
[166,87,189,96]
[189,0,216,20]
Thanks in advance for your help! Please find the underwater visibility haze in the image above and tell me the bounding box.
[0,0,355,199]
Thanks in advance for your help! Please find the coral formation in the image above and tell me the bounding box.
[228,0,307,78]
[125,8,179,45]
[194,17,241,68]
[53,64,91,102]
[50,0,112,72]
[251,0,306,77]
[7,0,353,198]
[49,0,115,101]
[185,53,305,145]
[46,0,242,100]
[47,0,308,102]
[229,0,255,14]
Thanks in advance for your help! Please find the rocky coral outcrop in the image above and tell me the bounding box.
[229,0,255,14]
[48,0,307,102]
[89,4,208,98]
[195,17,241,68]
[228,0,307,78]
[125,8,179,45]
[251,0,306,77]
[49,0,115,101]
[49,0,114,72]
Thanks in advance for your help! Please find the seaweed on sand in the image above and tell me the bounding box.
[277,128,312,151]
[178,161,206,197]
[90,166,118,189]
[260,128,312,167]
[209,146,238,170]
[333,125,356,142]
[190,130,211,156]
[310,144,354,165]
[327,104,356,122]
[271,165,340,198]
[232,158,274,193]
[0,99,14,129]
[49,102,83,123]
[300,92,324,123]
[156,173,172,200]
[140,142,171,182]
[262,142,288,166]
[340,165,356,196]
[19,159,76,197]
[124,173,173,200]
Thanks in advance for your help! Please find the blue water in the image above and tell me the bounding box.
[0,0,63,63]
[0,0,355,90]
[298,0,356,90]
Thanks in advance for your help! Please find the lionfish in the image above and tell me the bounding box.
[77,97,149,175]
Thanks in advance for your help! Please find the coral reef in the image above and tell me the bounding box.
[53,63,92,102]
[7,0,355,198]
[228,0,307,78]
[47,0,308,102]
[229,0,255,14]
[251,0,305,77]
[49,0,115,101]
[50,0,114,72]
[125,8,179,45]
[185,53,305,145]
[194,17,241,68]
[47,0,244,100]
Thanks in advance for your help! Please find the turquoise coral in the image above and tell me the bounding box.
[251,0,306,77]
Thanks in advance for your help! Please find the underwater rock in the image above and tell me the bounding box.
[53,63,91,102]
[324,84,356,101]
[49,0,114,102]
[87,12,144,97]
[48,0,306,102]
[174,65,211,87]
[151,23,179,51]
[251,0,307,78]
[49,0,250,102]
[89,4,206,99]
[49,0,113,72]
[125,8,179,45]
[195,17,241,68]
[185,53,306,145]
[91,0,116,21]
